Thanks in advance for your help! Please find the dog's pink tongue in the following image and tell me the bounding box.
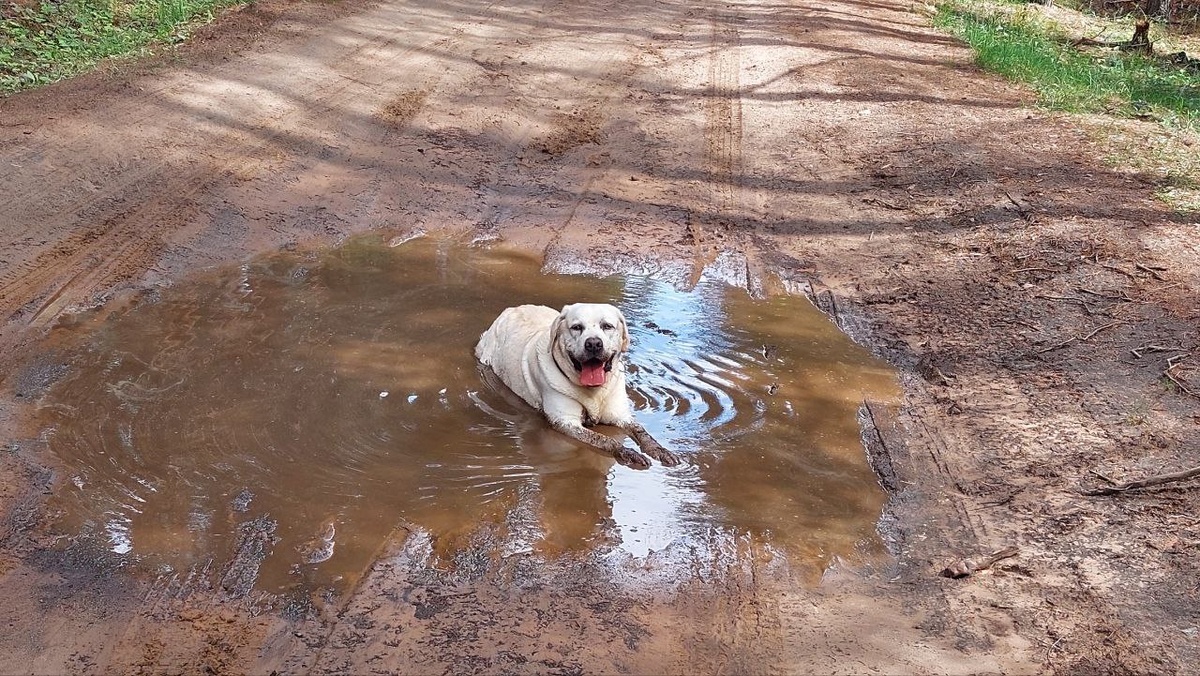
[580,362,607,387]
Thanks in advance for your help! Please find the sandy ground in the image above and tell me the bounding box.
[1,0,1199,672]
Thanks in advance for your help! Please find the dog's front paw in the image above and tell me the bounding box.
[638,439,681,467]
[613,447,652,470]
[653,448,682,467]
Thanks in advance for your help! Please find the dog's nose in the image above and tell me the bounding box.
[584,337,603,354]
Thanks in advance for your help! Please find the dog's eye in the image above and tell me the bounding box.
[600,322,614,331]
[570,324,583,332]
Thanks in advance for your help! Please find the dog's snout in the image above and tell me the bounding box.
[584,336,603,354]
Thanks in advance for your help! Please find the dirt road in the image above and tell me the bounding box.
[2,0,1198,672]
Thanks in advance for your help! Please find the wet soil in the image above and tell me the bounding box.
[1,0,1199,672]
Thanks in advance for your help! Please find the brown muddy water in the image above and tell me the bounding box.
[25,236,897,598]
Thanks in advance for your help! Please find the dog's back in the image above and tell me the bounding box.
[476,304,559,409]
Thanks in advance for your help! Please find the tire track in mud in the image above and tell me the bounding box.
[663,540,788,675]
[529,4,718,276]
[0,1,515,340]
[0,81,190,195]
[0,153,164,237]
[704,9,745,227]
[390,0,667,255]
[636,4,752,289]
[537,56,653,256]
[324,6,567,241]
[448,47,560,237]
[0,0,459,215]
[307,529,793,674]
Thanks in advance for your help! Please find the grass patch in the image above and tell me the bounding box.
[934,3,1200,127]
[1,0,247,94]
[1155,171,1200,210]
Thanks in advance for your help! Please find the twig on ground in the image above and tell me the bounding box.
[1130,344,1183,358]
[1164,370,1196,397]
[1001,189,1032,221]
[863,197,906,210]
[1033,294,1098,314]
[1077,287,1133,302]
[1044,636,1065,663]
[1097,262,1137,278]
[1081,465,1200,495]
[1164,357,1198,399]
[1082,322,1121,340]
[1037,321,1120,353]
[1011,266,1059,274]
[1081,26,1110,42]
[1073,35,1126,47]
[1040,336,1079,353]
[1135,263,1166,281]
[1152,281,1185,294]
[940,545,1020,578]
[978,489,1022,508]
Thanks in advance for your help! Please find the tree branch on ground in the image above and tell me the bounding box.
[940,546,1020,578]
[1082,464,1200,495]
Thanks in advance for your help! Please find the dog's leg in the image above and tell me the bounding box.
[548,418,651,470]
[617,420,681,467]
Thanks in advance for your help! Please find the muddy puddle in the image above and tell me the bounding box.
[25,236,898,598]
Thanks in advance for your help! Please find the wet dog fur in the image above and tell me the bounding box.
[475,303,679,469]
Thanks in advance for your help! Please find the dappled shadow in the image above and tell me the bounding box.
[3,0,1183,299]
[3,0,1191,582]
[3,0,1197,671]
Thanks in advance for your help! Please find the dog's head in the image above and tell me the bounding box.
[550,303,631,388]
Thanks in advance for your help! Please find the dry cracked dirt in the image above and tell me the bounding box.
[1,0,1199,673]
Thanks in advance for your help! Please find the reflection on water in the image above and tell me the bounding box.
[31,236,898,595]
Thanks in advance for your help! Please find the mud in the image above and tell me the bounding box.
[1,0,1199,672]
[30,236,895,597]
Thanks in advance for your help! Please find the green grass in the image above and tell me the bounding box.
[935,3,1200,128]
[1,0,246,93]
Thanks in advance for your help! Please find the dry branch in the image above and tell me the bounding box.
[863,197,906,210]
[1037,321,1121,353]
[1164,370,1196,397]
[1082,321,1121,340]
[1082,465,1200,495]
[1001,189,1032,221]
[1098,263,1137,278]
[1077,287,1133,302]
[1165,357,1198,398]
[1071,18,1152,54]
[1033,294,1098,315]
[1135,263,1166,281]
[940,546,1020,578]
[1130,344,1183,358]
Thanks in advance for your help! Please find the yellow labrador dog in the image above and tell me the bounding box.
[476,303,680,470]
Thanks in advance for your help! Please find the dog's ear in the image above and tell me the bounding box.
[617,309,631,352]
[550,306,570,345]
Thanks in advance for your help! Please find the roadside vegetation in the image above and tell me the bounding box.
[935,0,1199,125]
[1,0,246,94]
[934,0,1200,209]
